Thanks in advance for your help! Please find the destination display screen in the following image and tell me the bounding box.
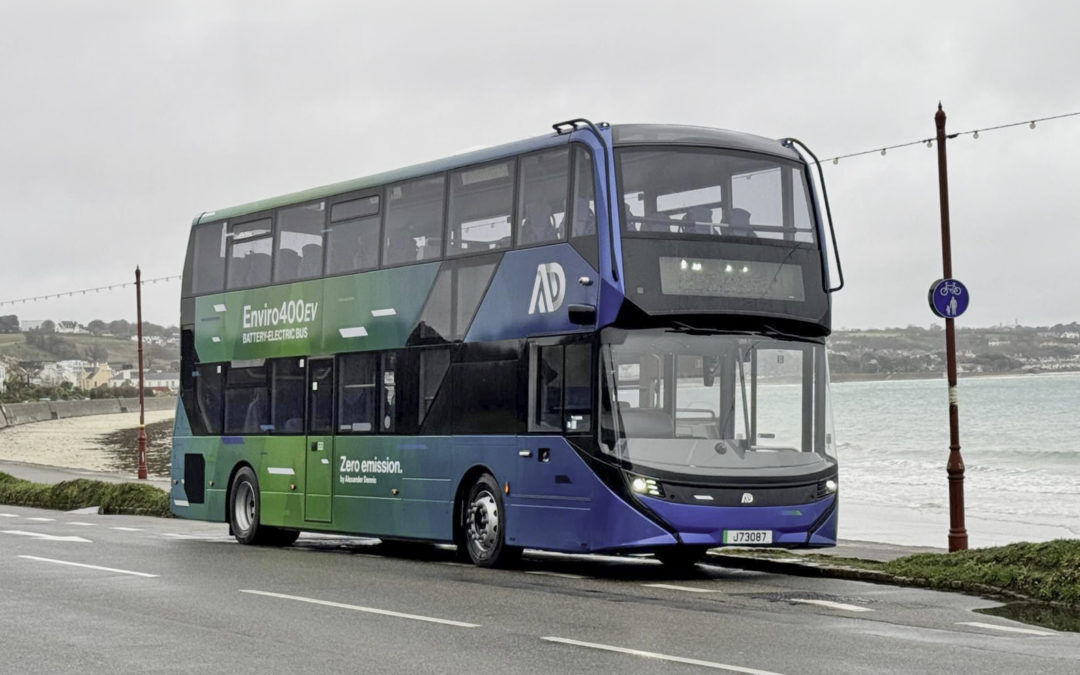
[658,256,806,302]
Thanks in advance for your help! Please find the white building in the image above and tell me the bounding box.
[110,370,181,393]
[35,361,85,387]
[145,372,180,393]
[55,321,89,335]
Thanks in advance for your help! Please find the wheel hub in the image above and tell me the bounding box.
[466,490,499,558]
[234,482,255,533]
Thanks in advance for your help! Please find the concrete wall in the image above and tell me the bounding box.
[49,398,121,419]
[0,397,176,430]
[118,397,176,413]
[1,402,55,425]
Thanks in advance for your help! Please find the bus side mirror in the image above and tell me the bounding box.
[568,304,596,325]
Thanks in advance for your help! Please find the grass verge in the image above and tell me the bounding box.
[789,540,1080,607]
[0,472,171,517]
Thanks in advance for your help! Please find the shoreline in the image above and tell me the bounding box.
[831,369,1080,384]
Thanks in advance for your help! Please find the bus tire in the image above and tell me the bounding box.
[656,545,709,568]
[271,529,300,547]
[228,466,285,546]
[462,474,521,568]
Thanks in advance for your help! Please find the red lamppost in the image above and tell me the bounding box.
[933,104,968,552]
[135,267,148,480]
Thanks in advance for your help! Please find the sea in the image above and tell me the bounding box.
[833,372,1080,548]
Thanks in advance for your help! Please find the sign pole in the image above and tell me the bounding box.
[935,104,967,552]
[135,267,148,481]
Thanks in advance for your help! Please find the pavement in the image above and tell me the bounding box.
[0,459,171,491]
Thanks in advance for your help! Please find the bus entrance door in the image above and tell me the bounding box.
[305,359,334,523]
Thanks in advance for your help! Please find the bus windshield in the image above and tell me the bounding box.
[618,147,816,244]
[600,328,835,477]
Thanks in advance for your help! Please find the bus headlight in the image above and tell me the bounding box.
[825,479,838,493]
[630,476,665,498]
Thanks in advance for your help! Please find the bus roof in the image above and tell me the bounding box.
[194,123,800,227]
[611,124,799,161]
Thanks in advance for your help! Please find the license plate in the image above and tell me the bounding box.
[723,530,773,545]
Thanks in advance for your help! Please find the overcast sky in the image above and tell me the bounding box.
[1,0,1077,330]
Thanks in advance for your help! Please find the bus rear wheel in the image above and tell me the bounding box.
[229,466,297,547]
[462,474,521,568]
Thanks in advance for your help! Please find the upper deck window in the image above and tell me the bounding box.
[617,148,815,244]
[448,160,514,256]
[274,202,325,283]
[384,175,446,266]
[327,195,380,275]
[191,222,227,295]
[227,218,273,289]
[516,149,568,247]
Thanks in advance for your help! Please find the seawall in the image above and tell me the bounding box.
[0,397,176,430]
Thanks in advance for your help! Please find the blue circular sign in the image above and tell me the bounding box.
[928,278,970,318]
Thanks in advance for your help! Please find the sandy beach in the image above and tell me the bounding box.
[0,410,174,473]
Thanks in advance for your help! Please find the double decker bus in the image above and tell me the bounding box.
[171,119,843,567]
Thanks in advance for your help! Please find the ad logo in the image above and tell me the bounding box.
[528,262,566,315]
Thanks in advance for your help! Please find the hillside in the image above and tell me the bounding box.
[830,323,1080,379]
[0,333,177,368]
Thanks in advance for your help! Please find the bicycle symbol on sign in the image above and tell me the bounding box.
[938,280,963,297]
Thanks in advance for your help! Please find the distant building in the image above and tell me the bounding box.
[108,368,138,389]
[19,319,47,332]
[145,371,180,393]
[108,369,180,393]
[55,321,88,335]
[35,360,79,386]
[80,363,113,390]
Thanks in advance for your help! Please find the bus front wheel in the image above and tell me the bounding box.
[229,466,297,547]
[462,474,521,568]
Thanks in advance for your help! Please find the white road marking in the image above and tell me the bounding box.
[26,517,55,522]
[68,522,96,527]
[957,621,1054,637]
[643,583,720,594]
[240,590,479,628]
[19,555,158,578]
[542,637,785,674]
[790,599,873,613]
[110,527,143,532]
[0,514,18,518]
[525,570,587,580]
[66,507,99,515]
[1,530,91,543]
[160,533,209,539]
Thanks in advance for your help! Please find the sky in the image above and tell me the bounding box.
[1,0,1078,330]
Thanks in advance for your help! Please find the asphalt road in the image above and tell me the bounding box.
[1,505,1077,674]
